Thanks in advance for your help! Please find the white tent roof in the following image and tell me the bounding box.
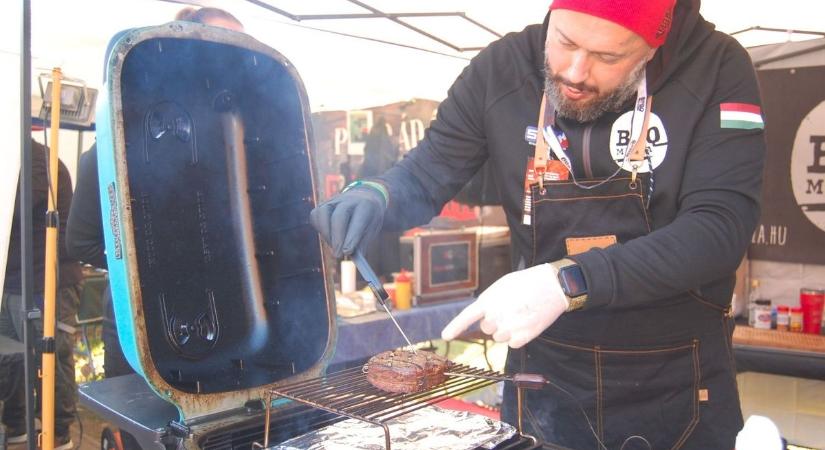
[749,38,825,70]
[24,0,825,111]
[1,0,824,294]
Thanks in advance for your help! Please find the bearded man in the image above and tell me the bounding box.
[312,1,765,447]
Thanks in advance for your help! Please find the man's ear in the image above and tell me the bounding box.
[645,46,658,62]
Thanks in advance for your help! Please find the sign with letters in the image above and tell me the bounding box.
[749,65,825,264]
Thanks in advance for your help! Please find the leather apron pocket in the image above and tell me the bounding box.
[507,336,700,450]
[530,176,651,265]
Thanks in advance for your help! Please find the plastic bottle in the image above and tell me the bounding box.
[771,306,777,329]
[340,259,356,294]
[394,270,413,310]
[748,279,760,327]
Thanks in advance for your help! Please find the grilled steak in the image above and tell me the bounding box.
[364,350,452,394]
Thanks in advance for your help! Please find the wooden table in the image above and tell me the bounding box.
[733,325,825,379]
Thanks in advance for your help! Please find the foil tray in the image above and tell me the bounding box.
[270,405,515,450]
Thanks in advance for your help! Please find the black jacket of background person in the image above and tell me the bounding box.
[66,145,106,270]
[5,139,83,293]
[375,0,765,315]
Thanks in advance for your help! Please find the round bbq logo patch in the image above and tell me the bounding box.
[609,111,668,173]
[791,100,825,232]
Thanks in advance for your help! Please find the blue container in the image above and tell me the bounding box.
[95,22,336,421]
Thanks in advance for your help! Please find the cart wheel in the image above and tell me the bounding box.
[101,427,121,450]
[101,427,142,450]
[119,430,141,450]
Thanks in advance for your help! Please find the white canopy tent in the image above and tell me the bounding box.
[1,0,824,293]
[20,0,825,112]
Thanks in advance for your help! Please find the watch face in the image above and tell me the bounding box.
[560,265,587,297]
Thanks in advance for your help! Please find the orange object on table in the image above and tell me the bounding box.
[395,270,412,310]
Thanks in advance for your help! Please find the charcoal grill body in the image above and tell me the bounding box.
[79,373,341,450]
[93,21,335,422]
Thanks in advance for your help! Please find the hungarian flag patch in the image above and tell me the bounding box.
[720,103,764,129]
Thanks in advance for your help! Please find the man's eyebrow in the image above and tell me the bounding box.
[556,28,576,45]
[556,27,626,59]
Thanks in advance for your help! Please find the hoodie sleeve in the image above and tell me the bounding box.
[375,49,492,230]
[573,38,766,310]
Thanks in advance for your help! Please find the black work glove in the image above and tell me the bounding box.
[310,183,387,258]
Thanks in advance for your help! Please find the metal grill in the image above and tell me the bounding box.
[262,363,525,449]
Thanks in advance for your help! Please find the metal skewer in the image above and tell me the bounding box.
[443,371,549,390]
[352,250,417,353]
[443,372,511,382]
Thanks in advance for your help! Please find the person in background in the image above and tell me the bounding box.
[66,7,244,378]
[173,6,244,31]
[0,348,24,442]
[358,117,398,180]
[1,139,84,450]
[310,0,766,448]
[357,117,400,280]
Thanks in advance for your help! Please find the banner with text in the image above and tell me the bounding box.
[749,65,825,264]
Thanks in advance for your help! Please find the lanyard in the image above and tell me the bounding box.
[534,74,652,189]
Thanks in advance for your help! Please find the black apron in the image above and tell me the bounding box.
[501,100,743,450]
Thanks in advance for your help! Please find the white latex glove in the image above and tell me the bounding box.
[441,263,568,348]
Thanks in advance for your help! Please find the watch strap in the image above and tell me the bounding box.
[550,258,587,312]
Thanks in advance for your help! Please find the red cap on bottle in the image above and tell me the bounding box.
[395,269,411,283]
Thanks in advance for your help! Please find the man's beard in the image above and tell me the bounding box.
[544,58,646,123]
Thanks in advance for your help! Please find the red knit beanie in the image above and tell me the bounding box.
[549,0,676,48]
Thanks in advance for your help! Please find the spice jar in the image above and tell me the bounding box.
[753,299,772,329]
[776,305,790,331]
[790,306,804,332]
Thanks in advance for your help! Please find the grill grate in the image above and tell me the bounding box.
[263,363,522,449]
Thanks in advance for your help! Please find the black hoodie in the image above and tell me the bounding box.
[376,0,765,314]
[5,139,83,294]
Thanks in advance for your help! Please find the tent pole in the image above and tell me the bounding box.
[20,1,38,450]
[40,67,62,450]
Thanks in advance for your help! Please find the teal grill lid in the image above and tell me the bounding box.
[95,22,337,421]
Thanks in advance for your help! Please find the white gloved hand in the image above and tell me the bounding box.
[441,263,568,348]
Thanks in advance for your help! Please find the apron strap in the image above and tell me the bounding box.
[534,96,550,188]
[628,96,654,162]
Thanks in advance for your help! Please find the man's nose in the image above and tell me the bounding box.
[564,52,590,85]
